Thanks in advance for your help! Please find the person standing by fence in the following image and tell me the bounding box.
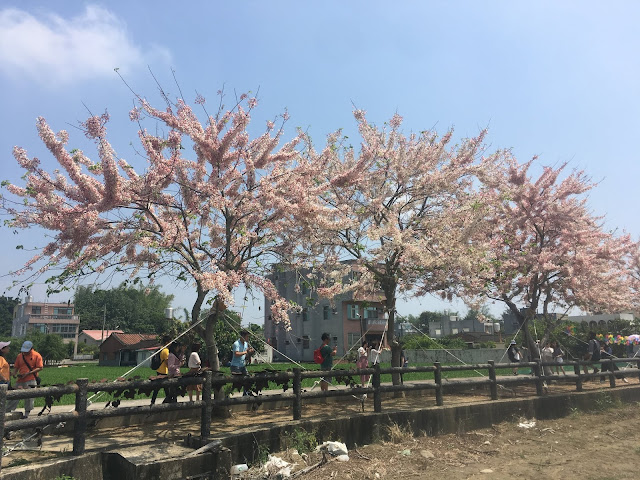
[0,341,10,386]
[150,336,171,405]
[7,341,43,419]
[186,343,203,402]
[583,331,600,377]
[507,340,521,375]
[319,333,336,392]
[166,342,184,403]
[356,340,370,386]
[552,341,566,375]
[231,330,255,395]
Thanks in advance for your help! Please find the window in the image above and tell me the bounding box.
[31,323,47,333]
[434,329,441,336]
[302,336,310,349]
[347,304,359,319]
[451,328,459,334]
[31,306,41,314]
[348,333,360,349]
[323,306,329,320]
[302,308,309,322]
[364,307,378,319]
[53,307,72,317]
[463,328,470,333]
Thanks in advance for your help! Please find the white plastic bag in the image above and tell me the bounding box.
[317,441,348,456]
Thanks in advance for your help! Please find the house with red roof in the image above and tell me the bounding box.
[78,329,124,347]
[99,332,160,367]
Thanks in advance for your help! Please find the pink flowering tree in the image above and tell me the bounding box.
[307,110,500,376]
[2,91,334,371]
[459,158,635,358]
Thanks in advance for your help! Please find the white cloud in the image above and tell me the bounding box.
[0,5,171,86]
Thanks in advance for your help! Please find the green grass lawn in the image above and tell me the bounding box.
[9,361,497,408]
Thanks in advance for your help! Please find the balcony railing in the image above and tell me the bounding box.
[26,315,79,322]
[366,319,386,327]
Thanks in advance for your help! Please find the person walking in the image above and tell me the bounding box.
[150,336,171,405]
[231,330,255,395]
[319,333,336,392]
[7,341,43,419]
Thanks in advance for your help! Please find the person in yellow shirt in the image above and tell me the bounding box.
[0,341,10,385]
[150,336,171,405]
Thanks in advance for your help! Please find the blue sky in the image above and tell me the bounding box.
[0,2,639,325]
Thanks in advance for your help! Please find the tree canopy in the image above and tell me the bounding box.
[307,110,501,375]
[2,88,354,370]
[73,283,174,334]
[458,159,636,357]
[0,296,20,337]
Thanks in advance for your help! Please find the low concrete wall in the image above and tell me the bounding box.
[5,386,640,480]
[221,385,640,465]
[3,452,104,480]
[377,348,509,365]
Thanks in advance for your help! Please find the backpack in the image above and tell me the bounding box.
[313,347,324,364]
[150,351,162,370]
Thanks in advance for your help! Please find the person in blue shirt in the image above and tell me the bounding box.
[231,330,255,395]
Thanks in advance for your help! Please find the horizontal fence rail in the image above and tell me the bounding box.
[1,358,639,474]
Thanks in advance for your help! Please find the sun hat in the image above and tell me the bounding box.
[0,341,10,349]
[20,340,33,352]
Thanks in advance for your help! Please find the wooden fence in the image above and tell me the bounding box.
[1,357,639,474]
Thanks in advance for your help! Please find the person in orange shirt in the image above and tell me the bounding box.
[7,340,43,419]
[0,341,11,386]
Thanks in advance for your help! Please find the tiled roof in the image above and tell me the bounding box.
[110,333,158,347]
[80,330,124,341]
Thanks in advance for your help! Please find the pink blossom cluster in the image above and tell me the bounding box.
[3,90,638,361]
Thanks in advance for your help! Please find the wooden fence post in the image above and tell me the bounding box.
[293,368,302,420]
[373,364,381,413]
[533,361,543,396]
[0,383,7,476]
[607,360,616,388]
[201,371,212,439]
[488,360,498,400]
[434,362,443,406]
[573,363,583,392]
[73,378,88,455]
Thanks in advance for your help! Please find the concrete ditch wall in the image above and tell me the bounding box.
[4,386,640,480]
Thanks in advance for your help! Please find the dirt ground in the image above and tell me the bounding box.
[243,400,640,480]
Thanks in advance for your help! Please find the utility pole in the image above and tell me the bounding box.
[101,305,106,344]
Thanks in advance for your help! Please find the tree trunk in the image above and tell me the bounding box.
[381,279,402,387]
[191,288,229,418]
